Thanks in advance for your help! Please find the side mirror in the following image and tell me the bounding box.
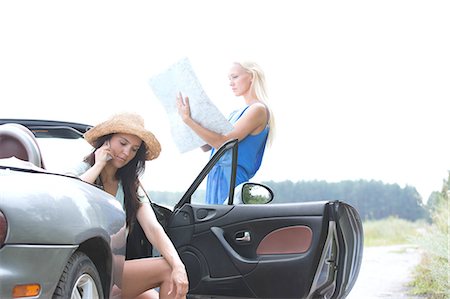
[241,183,274,204]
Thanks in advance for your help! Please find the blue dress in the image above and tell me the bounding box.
[205,105,269,204]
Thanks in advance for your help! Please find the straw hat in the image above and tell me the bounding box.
[84,113,161,160]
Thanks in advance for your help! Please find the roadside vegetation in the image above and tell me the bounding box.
[363,216,425,247]
[409,173,449,299]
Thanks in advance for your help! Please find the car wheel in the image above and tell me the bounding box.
[53,251,104,299]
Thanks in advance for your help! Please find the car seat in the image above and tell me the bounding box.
[0,123,44,168]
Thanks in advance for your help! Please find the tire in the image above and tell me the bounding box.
[53,251,104,299]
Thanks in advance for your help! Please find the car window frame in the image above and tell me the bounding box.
[173,139,239,211]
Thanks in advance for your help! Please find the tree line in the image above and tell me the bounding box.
[262,179,427,221]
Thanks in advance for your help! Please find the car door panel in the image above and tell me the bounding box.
[167,201,332,298]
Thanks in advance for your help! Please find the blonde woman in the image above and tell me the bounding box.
[177,61,275,204]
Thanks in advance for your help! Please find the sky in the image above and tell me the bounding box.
[1,1,449,202]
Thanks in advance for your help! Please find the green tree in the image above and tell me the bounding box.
[264,179,427,221]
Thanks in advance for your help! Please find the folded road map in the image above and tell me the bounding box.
[149,57,233,153]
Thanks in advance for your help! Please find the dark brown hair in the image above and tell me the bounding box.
[85,134,147,229]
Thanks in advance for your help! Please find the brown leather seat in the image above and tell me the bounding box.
[0,123,44,168]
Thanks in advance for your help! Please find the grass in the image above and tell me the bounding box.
[409,199,449,299]
[410,254,449,299]
[363,216,425,247]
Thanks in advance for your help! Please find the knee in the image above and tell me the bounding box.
[160,260,173,281]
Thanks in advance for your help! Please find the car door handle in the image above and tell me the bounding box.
[236,231,251,242]
[210,227,258,274]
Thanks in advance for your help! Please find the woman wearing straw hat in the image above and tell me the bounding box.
[73,112,188,299]
[177,60,275,205]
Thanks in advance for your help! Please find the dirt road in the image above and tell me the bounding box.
[346,244,425,299]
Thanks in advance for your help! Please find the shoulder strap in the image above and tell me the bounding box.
[138,181,152,203]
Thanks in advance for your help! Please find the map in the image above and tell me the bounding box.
[149,57,233,153]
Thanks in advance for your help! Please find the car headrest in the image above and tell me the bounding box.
[0,123,43,168]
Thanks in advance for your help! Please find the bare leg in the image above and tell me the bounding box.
[110,284,122,299]
[122,257,179,299]
[135,289,160,299]
[110,286,159,299]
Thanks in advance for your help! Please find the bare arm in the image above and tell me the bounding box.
[176,92,268,149]
[137,203,188,296]
[78,141,112,183]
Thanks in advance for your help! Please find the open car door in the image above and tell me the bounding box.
[165,139,363,299]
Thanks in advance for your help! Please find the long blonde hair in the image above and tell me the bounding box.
[237,61,276,146]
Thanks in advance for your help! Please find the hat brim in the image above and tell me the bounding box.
[84,117,161,161]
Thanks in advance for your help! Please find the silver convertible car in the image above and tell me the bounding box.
[0,119,363,299]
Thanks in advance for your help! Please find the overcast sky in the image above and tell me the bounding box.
[1,1,448,201]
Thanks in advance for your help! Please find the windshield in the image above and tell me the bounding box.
[36,137,93,174]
